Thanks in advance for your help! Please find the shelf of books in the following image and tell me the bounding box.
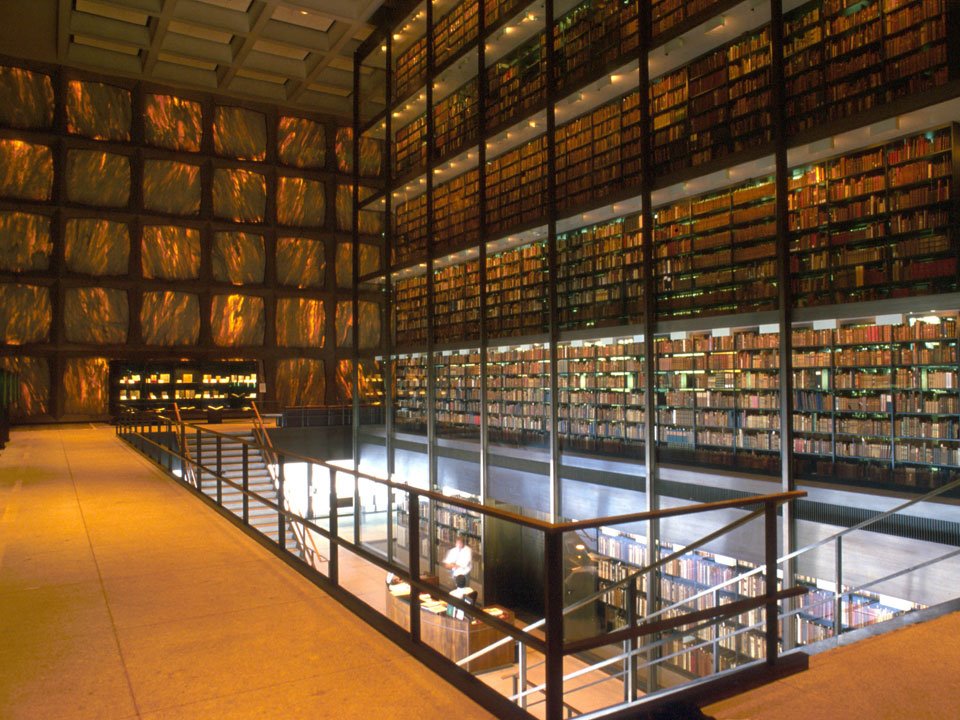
[395,34,428,106]
[552,0,639,95]
[393,273,428,349]
[393,353,428,435]
[789,124,959,307]
[433,258,481,344]
[486,343,550,447]
[650,0,727,41]
[485,31,547,133]
[433,0,479,70]
[393,112,427,180]
[396,495,484,587]
[432,168,481,256]
[433,78,479,162]
[485,135,548,237]
[393,192,428,268]
[485,239,550,339]
[435,349,483,439]
[111,360,258,417]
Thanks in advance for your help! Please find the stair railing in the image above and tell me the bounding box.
[172,403,197,487]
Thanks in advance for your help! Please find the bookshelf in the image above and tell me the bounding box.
[432,168,481,256]
[393,353,428,435]
[394,112,427,180]
[650,0,726,40]
[485,32,547,133]
[395,35,428,105]
[111,360,258,417]
[393,192,428,267]
[485,135,548,236]
[393,273,429,349]
[486,343,550,447]
[433,258,481,344]
[434,349,482,439]
[485,239,550,340]
[433,78,479,162]
[396,496,484,589]
[433,0,479,70]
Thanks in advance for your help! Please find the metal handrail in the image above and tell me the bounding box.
[171,403,196,486]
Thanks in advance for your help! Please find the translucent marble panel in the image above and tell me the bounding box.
[0,140,52,200]
[335,184,384,234]
[276,298,325,348]
[334,359,383,403]
[65,219,130,276]
[278,116,326,168]
[0,66,54,129]
[0,356,49,417]
[358,300,381,350]
[335,127,383,176]
[277,176,325,227]
[335,359,352,403]
[0,212,51,272]
[275,358,325,407]
[66,150,130,207]
[64,287,128,344]
[334,242,380,287]
[65,80,131,141]
[213,168,266,223]
[276,236,325,289]
[0,284,51,344]
[335,300,352,348]
[214,106,267,161]
[63,357,109,416]
[211,294,264,347]
[141,226,200,280]
[144,94,202,152]
[143,160,201,215]
[140,291,200,345]
[212,232,265,285]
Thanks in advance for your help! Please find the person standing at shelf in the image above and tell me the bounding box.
[442,534,473,589]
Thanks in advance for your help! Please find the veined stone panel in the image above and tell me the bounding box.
[143,160,201,216]
[0,212,51,272]
[140,291,200,345]
[276,236,325,289]
[62,357,109,415]
[278,116,325,168]
[214,106,267,161]
[0,356,49,417]
[0,66,54,129]
[212,168,266,223]
[277,176,325,227]
[66,150,130,207]
[276,297,324,348]
[64,219,130,276]
[65,80,131,142]
[0,140,52,201]
[144,94,202,152]
[141,226,201,280]
[212,231,265,285]
[63,287,128,344]
[0,284,50,344]
[211,294,264,347]
[275,358,325,407]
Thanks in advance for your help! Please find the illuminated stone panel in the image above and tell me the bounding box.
[212,232,265,285]
[0,284,51,344]
[65,80,131,141]
[144,93,202,152]
[335,359,352,403]
[143,160,201,215]
[337,184,385,234]
[276,298,325,348]
[0,140,52,200]
[358,301,381,350]
[214,106,267,161]
[211,294,264,347]
[64,287,128,344]
[276,236,325,289]
[213,168,266,223]
[275,358,325,407]
[335,128,383,176]
[64,219,130,276]
[277,176,325,227]
[62,357,109,416]
[335,300,352,348]
[278,116,325,168]
[0,356,49,417]
[0,212,51,272]
[66,150,130,207]
[335,243,380,288]
[141,226,201,280]
[140,291,200,345]
[0,66,54,129]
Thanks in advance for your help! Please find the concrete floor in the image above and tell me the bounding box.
[0,424,496,720]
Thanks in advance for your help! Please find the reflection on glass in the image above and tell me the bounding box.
[276,298,325,347]
[0,284,50,344]
[64,219,130,276]
[275,358,325,407]
[143,160,201,215]
[278,116,326,168]
[211,294,264,347]
[0,140,52,200]
[214,106,267,161]
[63,287,128,344]
[140,291,200,345]
[212,231,265,285]
[0,212,51,272]
[358,301,380,350]
[144,93,202,152]
[212,168,266,222]
[62,357,109,415]
[142,226,201,280]
[335,301,352,348]
[277,176,326,226]
[0,355,49,416]
[66,150,130,207]
[65,80,131,141]
[276,236,325,288]
[0,66,54,129]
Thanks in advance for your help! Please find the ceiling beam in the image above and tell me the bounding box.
[142,0,180,75]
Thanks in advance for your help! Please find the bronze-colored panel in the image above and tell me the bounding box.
[144,93,202,152]
[64,219,130,276]
[276,236,324,289]
[212,232,265,285]
[335,242,352,288]
[358,300,380,350]
[335,359,352,403]
[0,66,54,129]
[65,150,130,207]
[359,243,380,276]
[0,140,52,201]
[141,226,201,280]
[278,116,325,168]
[334,359,384,403]
[212,168,266,223]
[140,291,200,345]
[0,356,49,417]
[0,284,50,344]
[211,294,264,347]
[0,212,51,272]
[274,358,325,407]
[276,298,325,348]
[335,128,383,177]
[335,300,353,348]
[276,176,325,227]
[143,160,201,216]
[214,106,267,161]
[63,287,128,344]
[65,80,131,141]
[62,357,109,416]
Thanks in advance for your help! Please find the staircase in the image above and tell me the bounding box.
[183,431,299,550]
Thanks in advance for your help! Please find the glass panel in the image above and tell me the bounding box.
[143,93,202,152]
[275,358,325,406]
[276,298,325,348]
[335,300,352,348]
[211,231,265,285]
[278,116,326,168]
[65,150,130,207]
[487,342,550,450]
[140,291,200,345]
[0,284,50,344]
[392,353,427,436]
[141,226,201,280]
[435,349,481,442]
[277,176,326,227]
[65,80,131,141]
[212,168,266,223]
[143,160,201,215]
[210,294,264,346]
[63,287,128,344]
[64,219,130,276]
[0,66,54,128]
[62,358,110,415]
[0,140,52,200]
[0,355,49,417]
[213,106,266,161]
[276,236,325,288]
[0,212,51,272]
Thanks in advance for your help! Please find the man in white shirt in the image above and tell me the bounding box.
[442,535,472,589]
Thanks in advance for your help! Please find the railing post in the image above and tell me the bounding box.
[625,581,638,702]
[195,427,202,491]
[329,466,339,584]
[242,443,249,525]
[834,536,843,639]
[409,490,421,644]
[216,435,222,506]
[765,501,779,666]
[306,462,314,520]
[544,529,565,720]
[165,423,173,473]
[712,588,721,675]
[277,454,286,550]
[518,642,528,710]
